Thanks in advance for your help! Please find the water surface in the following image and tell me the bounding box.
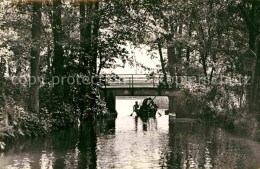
[1,97,260,168]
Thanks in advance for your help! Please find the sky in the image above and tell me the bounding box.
[102,43,167,75]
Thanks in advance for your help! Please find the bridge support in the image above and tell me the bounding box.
[168,96,177,116]
[106,93,116,114]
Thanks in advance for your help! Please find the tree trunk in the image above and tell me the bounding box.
[92,2,99,75]
[177,24,183,59]
[29,2,42,116]
[201,54,208,78]
[80,2,92,73]
[52,0,64,97]
[247,29,257,112]
[0,56,3,90]
[79,2,95,121]
[158,40,168,87]
[79,2,86,121]
[47,44,52,76]
[167,20,180,88]
[85,3,92,71]
[186,47,190,64]
[251,37,260,112]
[186,22,192,64]
[238,2,258,112]
[167,46,176,72]
[89,2,100,118]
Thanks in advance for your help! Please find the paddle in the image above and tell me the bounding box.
[130,111,134,116]
[147,96,157,106]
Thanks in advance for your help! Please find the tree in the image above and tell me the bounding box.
[52,0,64,97]
[238,1,260,113]
[29,2,42,116]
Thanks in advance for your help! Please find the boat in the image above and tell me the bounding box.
[135,97,158,118]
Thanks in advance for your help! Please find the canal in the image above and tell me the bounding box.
[1,97,260,168]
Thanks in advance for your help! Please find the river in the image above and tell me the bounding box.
[1,97,260,168]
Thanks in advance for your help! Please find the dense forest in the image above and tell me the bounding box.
[0,0,260,149]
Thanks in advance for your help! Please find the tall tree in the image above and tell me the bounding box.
[29,2,42,116]
[52,0,64,97]
[237,1,260,112]
[92,1,99,74]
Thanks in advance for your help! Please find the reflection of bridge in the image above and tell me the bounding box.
[99,74,183,116]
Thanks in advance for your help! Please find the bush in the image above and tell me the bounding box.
[183,84,259,139]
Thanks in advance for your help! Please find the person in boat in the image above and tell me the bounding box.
[150,101,157,110]
[142,97,152,106]
[140,97,161,117]
[140,97,154,112]
[150,102,161,116]
[147,97,154,108]
[133,101,139,113]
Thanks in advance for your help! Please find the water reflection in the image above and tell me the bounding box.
[160,119,260,169]
[77,123,97,169]
[134,117,158,132]
[1,97,260,168]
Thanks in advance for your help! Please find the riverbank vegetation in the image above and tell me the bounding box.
[1,0,260,149]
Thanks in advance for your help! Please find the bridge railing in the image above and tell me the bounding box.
[98,74,173,88]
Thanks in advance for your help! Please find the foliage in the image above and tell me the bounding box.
[179,84,258,139]
[0,79,50,150]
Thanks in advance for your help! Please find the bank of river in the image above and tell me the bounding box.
[1,97,260,168]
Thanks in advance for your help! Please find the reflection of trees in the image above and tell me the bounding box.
[159,119,252,168]
[49,126,79,168]
[3,117,260,168]
[77,122,97,169]
[73,119,116,168]
[94,118,117,168]
[96,118,116,135]
[167,121,182,168]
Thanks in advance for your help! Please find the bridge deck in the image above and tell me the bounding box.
[99,74,173,88]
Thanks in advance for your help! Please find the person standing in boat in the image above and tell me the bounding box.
[143,97,152,107]
[133,101,139,113]
[130,101,140,116]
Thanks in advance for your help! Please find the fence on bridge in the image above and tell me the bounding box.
[99,74,173,88]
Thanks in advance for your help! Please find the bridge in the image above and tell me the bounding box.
[99,74,184,116]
